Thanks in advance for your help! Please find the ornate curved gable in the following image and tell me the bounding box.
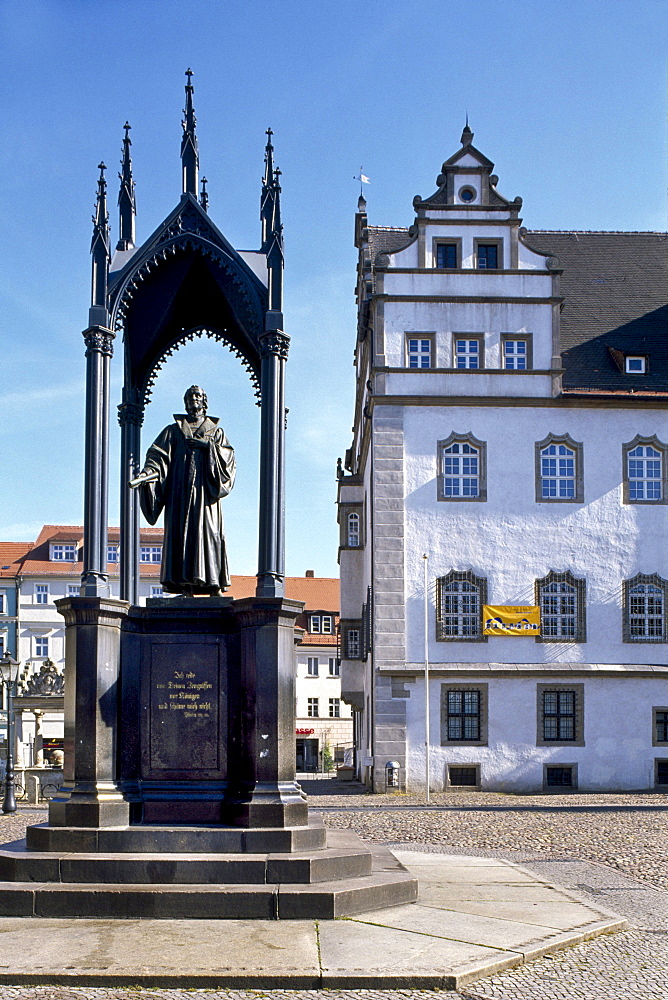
[109,194,268,402]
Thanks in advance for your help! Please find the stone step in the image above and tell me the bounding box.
[0,834,371,886]
[0,848,418,920]
[26,816,327,855]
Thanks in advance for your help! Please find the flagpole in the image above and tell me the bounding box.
[423,553,430,805]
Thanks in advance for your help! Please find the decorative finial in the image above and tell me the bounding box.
[181,68,199,196]
[461,119,474,146]
[261,128,278,250]
[91,161,110,308]
[117,122,136,250]
[200,176,209,212]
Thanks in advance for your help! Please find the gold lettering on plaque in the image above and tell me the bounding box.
[157,669,215,720]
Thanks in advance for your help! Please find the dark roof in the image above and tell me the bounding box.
[367,226,412,264]
[524,231,668,394]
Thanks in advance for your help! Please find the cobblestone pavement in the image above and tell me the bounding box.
[0,792,666,998]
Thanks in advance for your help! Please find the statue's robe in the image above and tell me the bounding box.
[138,414,236,594]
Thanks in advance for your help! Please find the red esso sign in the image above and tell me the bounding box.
[296,728,314,735]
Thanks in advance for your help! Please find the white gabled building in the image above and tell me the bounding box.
[338,125,668,794]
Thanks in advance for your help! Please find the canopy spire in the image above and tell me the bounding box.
[260,128,275,250]
[117,121,136,250]
[200,175,209,212]
[461,117,474,147]
[181,68,199,196]
[90,162,110,310]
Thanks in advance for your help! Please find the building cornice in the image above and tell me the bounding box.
[368,393,668,410]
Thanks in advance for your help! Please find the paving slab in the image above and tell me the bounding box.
[0,851,626,989]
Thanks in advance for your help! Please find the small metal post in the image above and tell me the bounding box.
[0,653,19,814]
[423,554,430,805]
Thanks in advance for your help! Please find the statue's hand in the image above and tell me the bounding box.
[129,470,159,489]
[186,437,209,449]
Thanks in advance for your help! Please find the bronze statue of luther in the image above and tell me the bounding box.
[129,386,236,595]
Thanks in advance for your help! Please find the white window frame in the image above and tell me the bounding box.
[35,635,49,658]
[35,584,49,605]
[535,571,586,643]
[310,615,333,634]
[328,656,339,677]
[347,511,361,547]
[107,545,119,563]
[51,543,77,562]
[67,585,81,597]
[140,546,162,564]
[624,574,667,643]
[625,355,646,374]
[454,337,482,370]
[329,698,341,718]
[150,586,164,599]
[307,697,319,718]
[0,592,5,615]
[307,656,319,676]
[438,433,486,502]
[406,336,433,369]
[436,571,487,642]
[502,337,531,370]
[536,434,584,503]
[623,436,667,504]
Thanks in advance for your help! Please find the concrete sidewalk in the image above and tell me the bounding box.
[0,851,625,990]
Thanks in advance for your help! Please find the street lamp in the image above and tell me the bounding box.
[0,652,20,814]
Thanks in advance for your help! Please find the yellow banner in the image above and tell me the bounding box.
[483,606,540,636]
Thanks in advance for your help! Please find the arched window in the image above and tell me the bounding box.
[622,436,667,504]
[535,434,583,503]
[438,434,487,501]
[347,511,360,547]
[624,574,667,643]
[535,571,586,643]
[436,571,487,641]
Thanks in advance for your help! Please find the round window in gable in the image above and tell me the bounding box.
[459,186,476,203]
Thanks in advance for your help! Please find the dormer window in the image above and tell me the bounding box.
[310,614,333,634]
[626,356,646,374]
[51,544,77,562]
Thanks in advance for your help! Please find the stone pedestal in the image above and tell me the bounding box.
[48,598,130,829]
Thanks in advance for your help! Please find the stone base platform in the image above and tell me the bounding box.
[0,829,418,920]
[0,852,627,989]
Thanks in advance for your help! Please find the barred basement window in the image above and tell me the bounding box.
[544,765,577,789]
[436,571,487,641]
[535,434,584,503]
[447,765,480,788]
[655,759,668,787]
[624,574,667,643]
[535,571,586,643]
[653,708,668,746]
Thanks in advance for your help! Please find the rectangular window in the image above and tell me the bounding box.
[52,544,77,561]
[503,339,527,370]
[436,243,457,268]
[310,615,333,634]
[35,585,49,605]
[436,573,487,641]
[545,765,575,788]
[107,545,119,563]
[476,244,498,269]
[35,636,49,658]
[655,710,668,744]
[454,338,481,370]
[440,439,482,499]
[328,657,339,676]
[140,546,162,563]
[543,690,576,741]
[448,765,479,787]
[346,629,361,658]
[536,436,583,503]
[67,585,80,597]
[628,445,663,501]
[151,586,164,598]
[307,657,319,676]
[0,593,5,615]
[407,337,432,369]
[656,759,668,786]
[447,690,480,740]
[626,356,646,374]
[329,698,340,718]
[307,697,319,718]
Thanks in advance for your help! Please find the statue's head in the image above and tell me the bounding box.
[184,385,207,416]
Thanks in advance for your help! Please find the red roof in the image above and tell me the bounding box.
[0,542,33,578]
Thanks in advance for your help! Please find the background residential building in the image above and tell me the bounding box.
[338,126,668,793]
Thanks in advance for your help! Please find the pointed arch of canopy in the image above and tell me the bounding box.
[109,198,267,405]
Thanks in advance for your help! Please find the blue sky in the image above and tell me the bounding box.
[1,0,666,577]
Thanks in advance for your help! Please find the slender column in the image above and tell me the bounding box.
[33,710,44,767]
[81,327,114,597]
[118,393,144,605]
[256,328,289,598]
